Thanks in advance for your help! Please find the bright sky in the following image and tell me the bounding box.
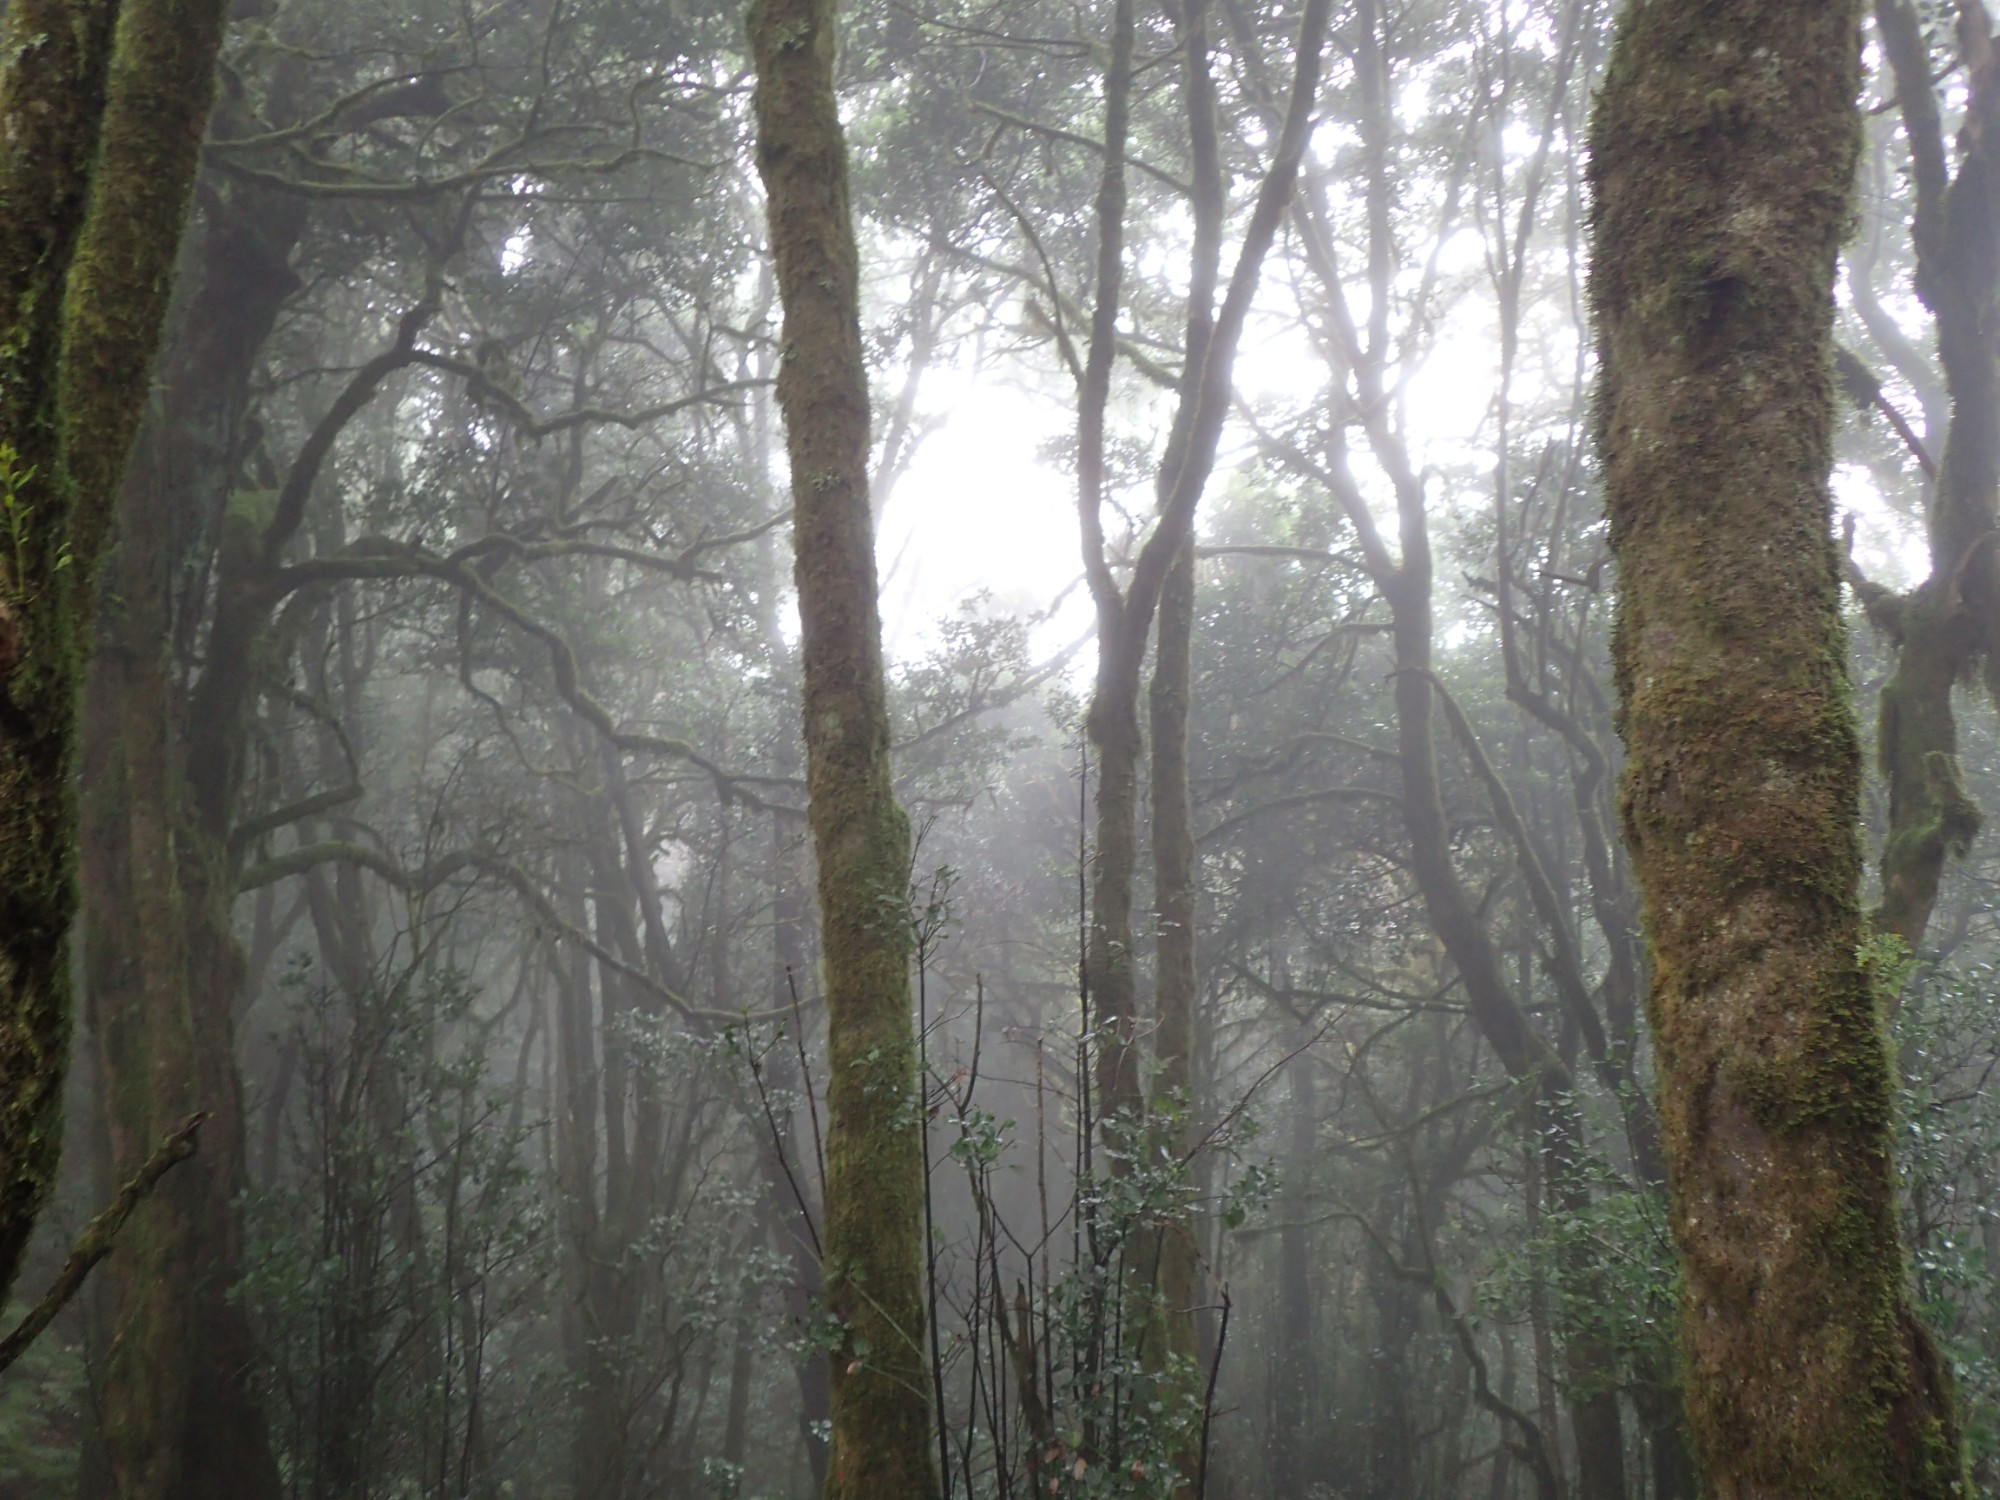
[872,294,1935,672]
[872,227,1526,662]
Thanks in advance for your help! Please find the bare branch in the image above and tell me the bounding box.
[0,1115,207,1377]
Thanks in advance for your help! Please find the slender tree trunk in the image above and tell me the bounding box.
[721,1270,759,1477]
[1863,0,2000,959]
[1291,16,1629,1482]
[1591,1,1967,1493]
[1145,534,1208,1489]
[1267,1040,1314,1496]
[748,1,937,1491]
[768,795,834,1491]
[1382,559,1627,1500]
[1143,0,1225,1390]
[1148,539,1200,1111]
[1360,1202,1418,1500]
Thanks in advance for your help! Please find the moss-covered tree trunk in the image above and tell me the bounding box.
[747,0,938,1493]
[1590,2,1967,1493]
[0,0,230,1305]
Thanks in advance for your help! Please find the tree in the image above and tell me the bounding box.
[749,0,940,1492]
[1590,0,1967,1493]
[0,0,231,1306]
[1852,0,2000,959]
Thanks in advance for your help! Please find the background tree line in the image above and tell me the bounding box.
[0,0,1994,1496]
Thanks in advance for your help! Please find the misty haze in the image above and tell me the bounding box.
[0,0,1984,1497]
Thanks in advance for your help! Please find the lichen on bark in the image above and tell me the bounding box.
[1590,0,1967,1493]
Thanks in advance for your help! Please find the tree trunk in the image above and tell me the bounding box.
[1863,0,2000,960]
[1590,1,1967,1493]
[748,1,937,1491]
[1381,559,1627,1500]
[81,542,282,1500]
[79,156,303,1497]
[1266,1040,1314,1496]
[1143,0,1224,1389]
[0,0,229,1308]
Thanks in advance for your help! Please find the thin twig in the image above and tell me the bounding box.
[1195,1284,1231,1499]
[786,966,828,1203]
[0,1114,208,1376]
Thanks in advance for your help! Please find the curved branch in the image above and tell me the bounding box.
[235,841,784,1025]
[402,351,763,438]
[1197,784,1400,847]
[214,141,711,201]
[270,539,800,810]
[228,783,364,856]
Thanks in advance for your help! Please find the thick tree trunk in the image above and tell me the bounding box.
[0,0,228,1307]
[748,1,937,1492]
[1591,2,1967,1493]
[78,657,256,1500]
[79,148,302,1499]
[80,525,281,1500]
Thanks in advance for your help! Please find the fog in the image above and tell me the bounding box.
[0,0,1994,1497]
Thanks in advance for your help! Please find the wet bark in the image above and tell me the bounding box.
[1591,1,1968,1493]
[0,0,229,1308]
[748,0,938,1489]
[80,469,282,1500]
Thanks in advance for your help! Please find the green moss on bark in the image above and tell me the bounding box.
[748,0,938,1493]
[1590,1,1968,1494]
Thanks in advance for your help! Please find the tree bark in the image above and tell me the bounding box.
[79,142,302,1500]
[1591,1,1967,1493]
[748,0,938,1491]
[1143,0,1225,1395]
[1148,536,1203,1361]
[0,0,229,1308]
[80,451,282,1500]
